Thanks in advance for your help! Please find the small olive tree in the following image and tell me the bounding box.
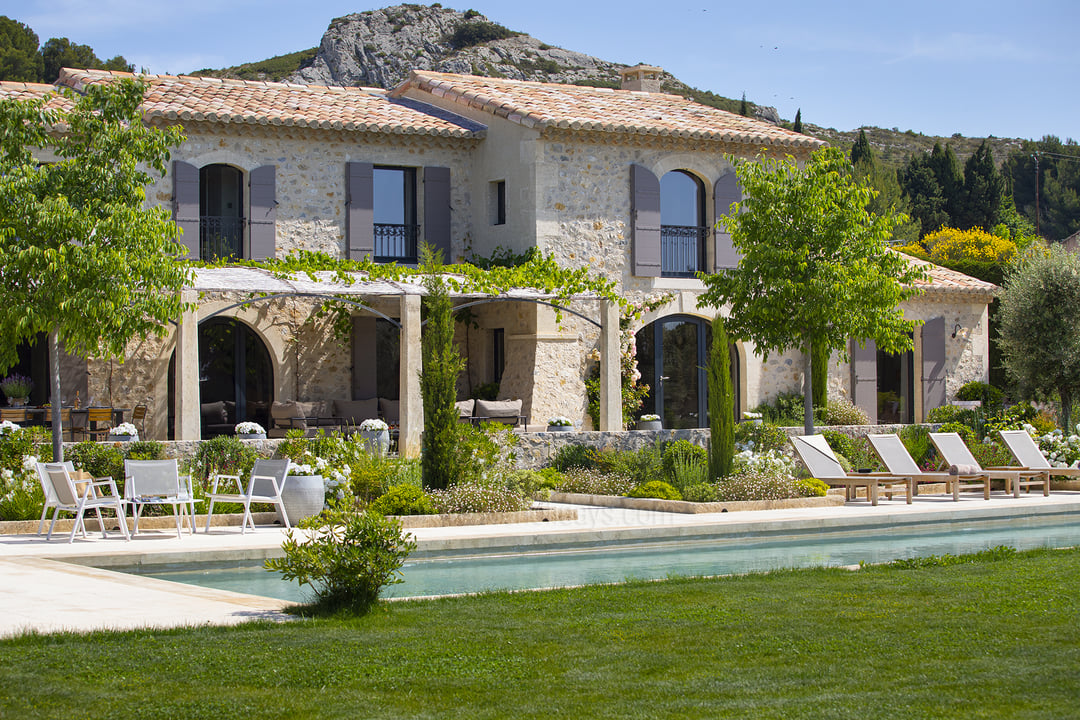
[998,244,1080,430]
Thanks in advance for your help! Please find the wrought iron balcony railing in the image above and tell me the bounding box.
[661,225,710,277]
[200,216,245,261]
[375,223,420,264]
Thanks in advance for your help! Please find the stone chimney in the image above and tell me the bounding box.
[619,64,663,92]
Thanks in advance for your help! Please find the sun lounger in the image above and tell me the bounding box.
[995,430,1061,495]
[928,432,1049,499]
[867,433,991,501]
[790,434,913,505]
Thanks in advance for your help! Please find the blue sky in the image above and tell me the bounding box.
[11,0,1078,141]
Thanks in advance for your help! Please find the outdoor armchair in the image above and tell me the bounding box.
[928,432,1048,498]
[34,461,73,535]
[995,430,1061,495]
[867,433,991,501]
[42,463,130,543]
[204,458,291,534]
[124,459,200,538]
[790,434,913,505]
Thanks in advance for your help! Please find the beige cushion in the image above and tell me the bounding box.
[379,398,400,423]
[71,470,93,497]
[455,399,475,418]
[335,398,379,424]
[270,401,303,429]
[475,399,522,419]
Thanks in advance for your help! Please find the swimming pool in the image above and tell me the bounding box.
[121,512,1080,603]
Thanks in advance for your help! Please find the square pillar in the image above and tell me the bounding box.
[174,290,201,440]
[398,293,423,457]
[599,298,622,431]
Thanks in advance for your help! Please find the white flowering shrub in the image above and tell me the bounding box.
[551,467,636,496]
[428,481,532,514]
[0,426,49,521]
[1025,423,1080,468]
[235,422,265,435]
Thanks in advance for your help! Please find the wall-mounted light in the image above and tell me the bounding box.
[951,323,962,338]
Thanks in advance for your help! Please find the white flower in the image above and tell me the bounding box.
[235,421,265,435]
[639,414,660,422]
[288,462,316,476]
[108,423,138,437]
[0,420,19,434]
[743,412,763,420]
[547,416,573,426]
[359,418,388,431]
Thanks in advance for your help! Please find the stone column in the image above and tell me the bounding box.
[599,298,622,431]
[398,293,423,457]
[173,290,201,441]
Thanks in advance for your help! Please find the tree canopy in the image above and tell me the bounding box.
[698,147,925,433]
[998,244,1080,431]
[0,78,191,458]
[0,16,133,83]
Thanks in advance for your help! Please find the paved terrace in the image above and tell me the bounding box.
[2,493,1078,638]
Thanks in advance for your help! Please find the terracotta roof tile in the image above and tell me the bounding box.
[901,252,998,297]
[55,69,485,139]
[0,81,74,111]
[394,71,825,149]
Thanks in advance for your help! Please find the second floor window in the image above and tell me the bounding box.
[660,170,707,278]
[373,166,418,263]
[200,164,244,261]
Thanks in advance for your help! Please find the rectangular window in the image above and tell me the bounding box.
[490,180,506,226]
[373,166,418,262]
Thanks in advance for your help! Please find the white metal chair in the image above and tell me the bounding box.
[790,434,913,505]
[34,461,72,535]
[929,432,1049,498]
[867,433,991,501]
[42,463,130,543]
[124,459,200,538]
[204,458,291,534]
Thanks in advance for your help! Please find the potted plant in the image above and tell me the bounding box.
[546,416,574,432]
[358,418,391,456]
[1,374,32,406]
[278,461,325,524]
[235,421,266,440]
[742,411,763,425]
[107,422,139,442]
[636,414,662,431]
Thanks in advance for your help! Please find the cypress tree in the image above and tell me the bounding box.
[793,108,803,133]
[928,143,964,225]
[739,92,748,117]
[708,315,734,481]
[420,246,466,491]
[958,140,1005,230]
[850,129,873,168]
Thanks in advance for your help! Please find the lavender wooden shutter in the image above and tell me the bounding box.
[850,338,878,424]
[346,162,374,260]
[713,172,742,271]
[172,160,200,260]
[922,316,947,414]
[424,166,451,263]
[248,165,276,260]
[631,164,661,277]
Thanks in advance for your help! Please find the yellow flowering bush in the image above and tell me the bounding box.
[918,227,1017,264]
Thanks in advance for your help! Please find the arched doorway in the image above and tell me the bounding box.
[635,315,739,429]
[168,318,273,438]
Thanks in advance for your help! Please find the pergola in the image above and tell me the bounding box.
[175,268,622,455]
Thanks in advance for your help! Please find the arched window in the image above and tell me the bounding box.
[660,170,707,277]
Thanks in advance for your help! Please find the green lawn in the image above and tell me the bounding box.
[2,547,1079,719]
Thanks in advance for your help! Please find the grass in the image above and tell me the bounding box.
[2,547,1079,718]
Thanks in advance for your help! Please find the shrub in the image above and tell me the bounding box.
[984,401,1044,437]
[735,421,789,454]
[551,444,602,472]
[428,481,531,514]
[715,469,814,501]
[899,425,934,467]
[350,452,401,504]
[551,467,635,496]
[190,435,258,489]
[264,509,416,614]
[956,381,1004,411]
[755,392,804,425]
[938,421,977,446]
[66,442,125,486]
[125,440,164,461]
[820,430,854,459]
[820,398,870,426]
[970,440,1014,468]
[797,477,830,497]
[369,484,435,516]
[682,482,721,502]
[926,404,976,426]
[662,440,707,480]
[447,20,516,49]
[628,480,682,500]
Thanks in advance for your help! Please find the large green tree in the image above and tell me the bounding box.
[998,244,1080,431]
[698,148,925,434]
[41,37,133,83]
[0,78,190,459]
[957,140,1005,231]
[0,16,42,82]
[1004,137,1080,241]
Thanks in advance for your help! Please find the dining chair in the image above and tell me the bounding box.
[85,407,114,441]
[131,405,148,437]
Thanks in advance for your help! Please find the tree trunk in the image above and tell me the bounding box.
[49,329,64,463]
[803,334,815,436]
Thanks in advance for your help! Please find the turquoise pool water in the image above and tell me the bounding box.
[120,513,1080,603]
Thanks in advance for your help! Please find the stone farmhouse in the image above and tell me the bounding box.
[0,65,996,453]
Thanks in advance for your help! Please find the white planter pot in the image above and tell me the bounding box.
[546,425,574,432]
[277,474,324,525]
[359,429,390,456]
[7,397,28,407]
[237,433,266,440]
[108,434,136,442]
[636,420,662,432]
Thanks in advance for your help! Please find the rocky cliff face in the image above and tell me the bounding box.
[288,4,781,124]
